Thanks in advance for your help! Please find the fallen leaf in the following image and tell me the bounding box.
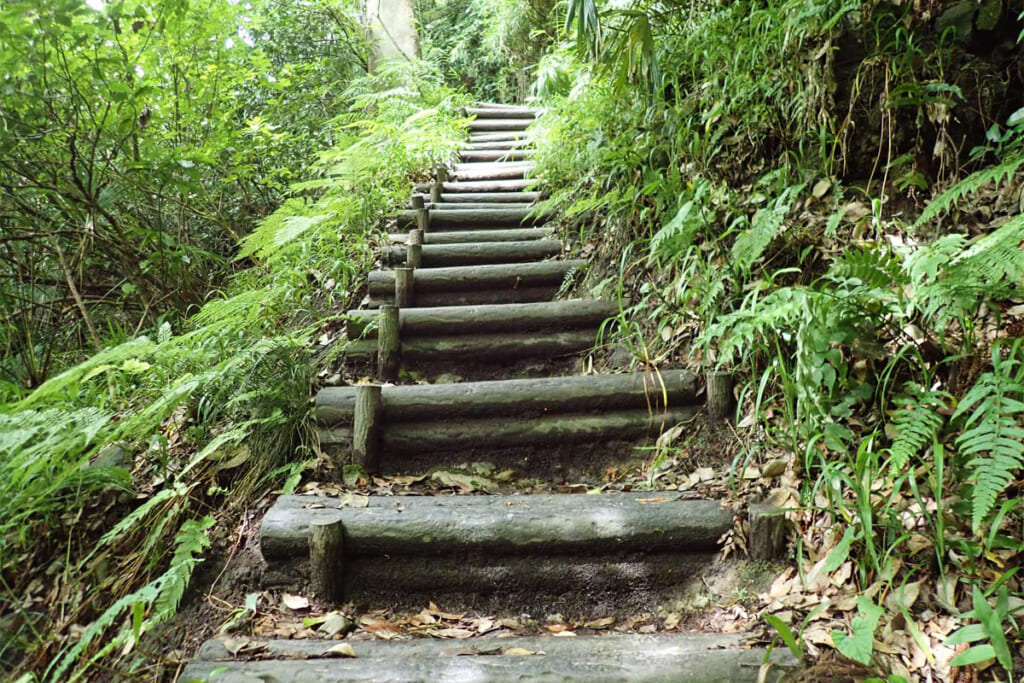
[282,594,309,611]
[323,643,357,658]
[431,628,476,639]
[337,492,370,508]
[319,612,354,637]
[431,470,496,492]
[584,617,615,629]
[502,647,543,656]
[545,623,573,633]
[636,497,667,504]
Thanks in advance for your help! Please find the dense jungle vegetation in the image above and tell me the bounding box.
[1,0,1023,680]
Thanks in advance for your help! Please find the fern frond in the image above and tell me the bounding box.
[155,516,215,620]
[952,339,1024,533]
[731,184,802,272]
[915,151,1024,227]
[886,382,947,472]
[705,286,810,365]
[829,244,905,290]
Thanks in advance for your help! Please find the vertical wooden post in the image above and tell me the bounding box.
[430,166,447,204]
[406,243,423,269]
[408,229,424,246]
[353,384,382,473]
[377,305,400,382]
[309,517,344,602]
[410,195,425,210]
[705,370,734,422]
[748,504,787,561]
[394,267,414,307]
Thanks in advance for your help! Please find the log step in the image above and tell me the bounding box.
[469,132,533,143]
[383,240,561,267]
[439,191,541,203]
[366,260,584,304]
[315,369,696,424]
[443,179,536,192]
[184,633,793,683]
[465,106,540,119]
[451,161,536,181]
[340,329,599,364]
[396,207,547,230]
[460,149,532,161]
[463,140,534,151]
[369,286,559,308]
[467,118,534,132]
[346,299,617,339]
[389,228,551,244]
[425,201,536,211]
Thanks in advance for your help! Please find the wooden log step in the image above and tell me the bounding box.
[346,299,617,339]
[475,101,541,111]
[315,369,697,424]
[382,240,561,267]
[340,329,598,363]
[468,118,534,132]
[395,207,547,229]
[427,201,536,211]
[367,260,584,299]
[440,191,541,203]
[443,179,536,192]
[465,106,539,119]
[460,149,532,162]
[463,140,533,151]
[262,492,730,560]
[450,162,536,181]
[184,633,786,683]
[369,286,559,308]
[469,131,533,143]
[389,228,551,244]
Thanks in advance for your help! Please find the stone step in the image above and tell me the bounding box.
[366,259,583,307]
[389,228,552,244]
[260,492,731,609]
[184,633,794,683]
[382,239,562,268]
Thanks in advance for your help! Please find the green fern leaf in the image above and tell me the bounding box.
[952,340,1024,532]
[887,382,947,472]
[155,516,215,620]
[731,184,801,272]
[915,151,1024,227]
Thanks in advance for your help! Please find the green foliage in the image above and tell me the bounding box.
[946,585,1019,676]
[832,596,884,666]
[951,339,1024,534]
[885,382,947,473]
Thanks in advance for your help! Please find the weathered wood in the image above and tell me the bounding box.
[468,118,534,132]
[463,140,534,151]
[460,149,532,162]
[367,259,584,297]
[340,330,598,364]
[353,384,382,472]
[407,228,423,246]
[469,132,534,143]
[308,517,344,602]
[430,166,447,203]
[427,202,536,212]
[315,369,699,424]
[377,305,399,382]
[748,504,787,561]
[395,207,547,229]
[394,267,414,307]
[439,191,541,203]
[410,195,425,210]
[405,242,423,268]
[705,370,734,421]
[346,299,617,339]
[465,106,539,119]
[369,286,558,308]
[185,633,789,683]
[383,240,562,267]
[443,179,536,192]
[450,162,536,181]
[389,228,552,245]
[415,207,429,232]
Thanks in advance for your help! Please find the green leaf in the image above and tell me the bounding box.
[950,643,996,667]
[764,614,803,658]
[971,587,1013,672]
[831,596,883,666]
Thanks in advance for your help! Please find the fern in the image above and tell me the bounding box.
[886,382,948,472]
[155,516,215,620]
[731,184,802,273]
[952,339,1024,533]
[915,151,1024,227]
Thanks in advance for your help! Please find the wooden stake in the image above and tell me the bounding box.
[309,517,344,602]
[353,384,382,473]
[394,267,414,307]
[406,243,423,269]
[748,504,787,561]
[430,166,447,204]
[705,370,734,422]
[377,305,400,382]
[408,229,423,246]
[410,195,425,210]
[416,207,429,232]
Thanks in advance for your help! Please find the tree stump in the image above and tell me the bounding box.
[705,370,734,422]
[748,503,787,561]
[353,384,382,472]
[394,267,414,307]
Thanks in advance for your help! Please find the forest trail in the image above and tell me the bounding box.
[181,104,793,681]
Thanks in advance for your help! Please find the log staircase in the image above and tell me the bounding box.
[182,103,793,682]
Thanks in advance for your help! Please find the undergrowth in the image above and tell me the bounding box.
[0,61,467,682]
